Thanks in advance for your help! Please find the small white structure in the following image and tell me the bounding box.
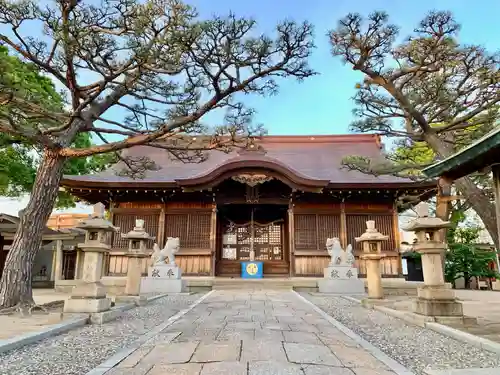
[140,237,186,293]
[318,237,364,295]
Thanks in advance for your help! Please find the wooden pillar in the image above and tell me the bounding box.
[393,202,402,276]
[0,234,4,278]
[158,206,166,247]
[340,201,347,248]
[436,177,452,274]
[288,201,295,277]
[108,201,115,247]
[491,165,500,272]
[210,204,217,277]
[53,239,63,281]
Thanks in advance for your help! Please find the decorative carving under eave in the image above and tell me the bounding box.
[232,174,273,187]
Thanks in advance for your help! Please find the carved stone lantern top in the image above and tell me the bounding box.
[76,203,118,232]
[355,220,389,243]
[122,219,155,241]
[402,203,451,233]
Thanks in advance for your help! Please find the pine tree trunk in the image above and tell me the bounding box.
[454,177,498,247]
[0,150,65,308]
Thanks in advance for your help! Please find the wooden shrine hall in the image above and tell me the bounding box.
[61,134,433,279]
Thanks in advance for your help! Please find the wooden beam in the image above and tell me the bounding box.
[439,195,466,202]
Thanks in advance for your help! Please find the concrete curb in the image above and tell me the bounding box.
[342,295,362,304]
[425,322,500,354]
[0,293,173,355]
[294,291,415,375]
[85,290,214,375]
[348,296,500,355]
[0,316,88,354]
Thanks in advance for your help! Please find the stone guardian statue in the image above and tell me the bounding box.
[326,237,343,266]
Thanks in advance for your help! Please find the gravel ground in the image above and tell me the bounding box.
[0,293,204,375]
[302,293,500,374]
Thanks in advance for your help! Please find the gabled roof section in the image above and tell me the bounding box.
[0,213,20,225]
[423,126,500,180]
[61,134,430,189]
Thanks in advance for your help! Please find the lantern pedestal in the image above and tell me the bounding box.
[64,248,112,313]
[402,203,474,325]
[318,265,364,295]
[64,203,118,315]
[360,253,386,299]
[355,220,389,300]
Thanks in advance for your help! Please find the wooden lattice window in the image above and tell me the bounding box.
[112,213,159,248]
[346,214,395,252]
[294,213,340,250]
[165,212,211,249]
[294,214,317,249]
[317,214,341,250]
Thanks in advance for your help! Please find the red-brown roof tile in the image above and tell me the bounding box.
[61,134,427,188]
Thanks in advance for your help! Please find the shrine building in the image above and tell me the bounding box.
[59,134,433,285]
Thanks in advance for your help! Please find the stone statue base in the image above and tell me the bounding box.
[140,264,186,294]
[64,297,111,313]
[318,266,365,295]
[64,281,112,313]
[414,286,464,317]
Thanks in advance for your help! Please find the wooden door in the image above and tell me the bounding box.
[216,219,289,277]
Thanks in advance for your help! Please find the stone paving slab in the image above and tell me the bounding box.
[99,290,403,375]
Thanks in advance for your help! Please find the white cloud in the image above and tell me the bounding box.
[0,195,92,217]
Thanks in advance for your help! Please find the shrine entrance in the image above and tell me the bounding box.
[215,204,290,277]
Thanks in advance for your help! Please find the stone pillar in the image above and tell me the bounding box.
[403,203,466,319]
[121,219,153,305]
[64,203,118,314]
[53,239,63,281]
[356,221,388,300]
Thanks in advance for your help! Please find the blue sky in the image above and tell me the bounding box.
[186,0,500,135]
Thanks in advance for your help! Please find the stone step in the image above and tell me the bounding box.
[212,279,293,290]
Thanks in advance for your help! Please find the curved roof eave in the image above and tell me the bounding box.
[174,157,330,189]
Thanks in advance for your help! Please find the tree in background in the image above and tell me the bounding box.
[0,0,315,308]
[329,11,500,245]
[445,226,499,289]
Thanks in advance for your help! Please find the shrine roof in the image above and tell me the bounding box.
[423,126,500,180]
[61,134,433,189]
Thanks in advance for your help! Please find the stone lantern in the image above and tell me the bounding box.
[120,219,154,305]
[403,203,464,318]
[64,203,118,313]
[356,220,388,299]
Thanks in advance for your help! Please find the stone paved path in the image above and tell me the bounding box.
[105,290,400,375]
